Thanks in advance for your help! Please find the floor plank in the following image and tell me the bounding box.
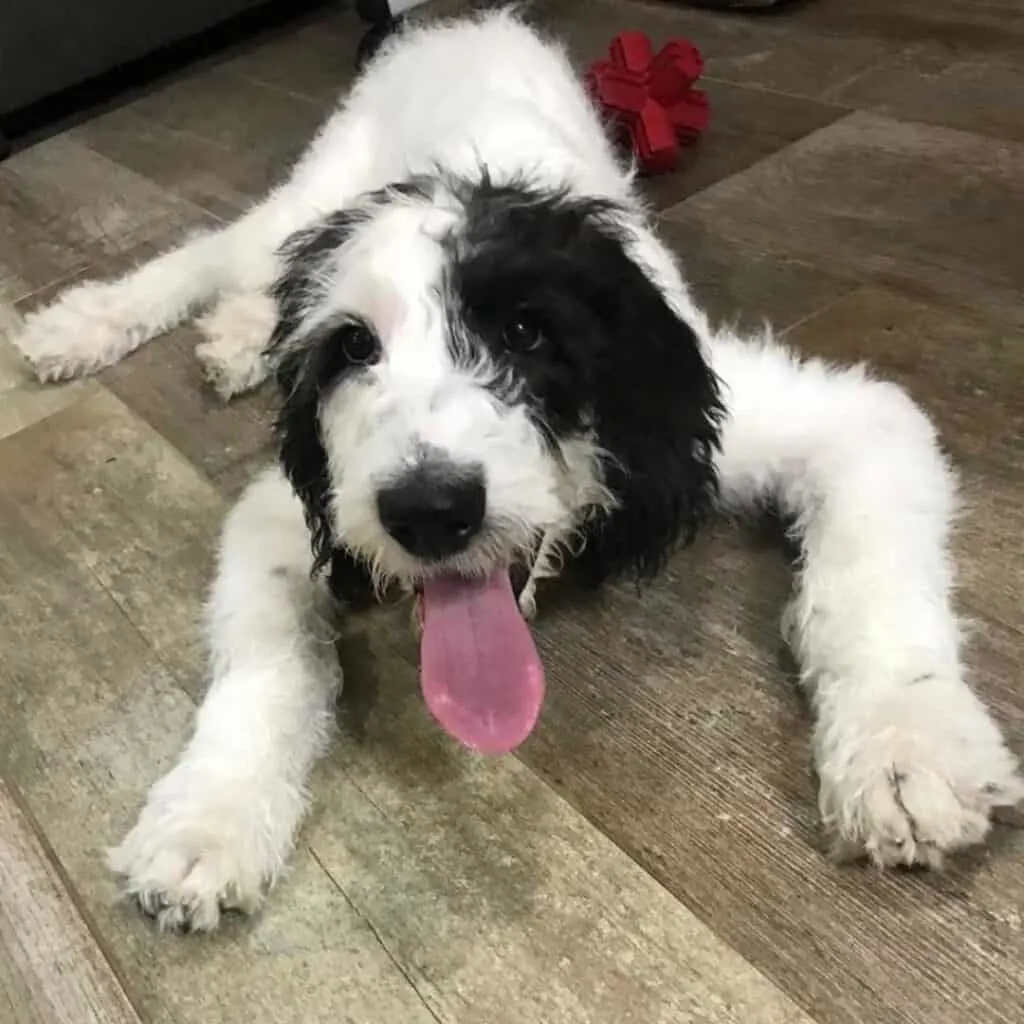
[666,111,1024,329]
[641,80,846,211]
[827,45,1024,143]
[100,324,279,493]
[0,135,214,262]
[0,203,90,306]
[222,9,363,108]
[657,215,858,334]
[71,66,327,219]
[0,779,142,1024]
[793,0,1024,55]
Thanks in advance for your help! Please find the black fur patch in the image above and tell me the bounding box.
[448,179,724,584]
[327,547,376,606]
[269,209,377,578]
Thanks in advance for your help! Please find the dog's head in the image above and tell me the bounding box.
[269,174,722,595]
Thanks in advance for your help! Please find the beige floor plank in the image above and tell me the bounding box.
[794,0,1023,55]
[99,325,279,496]
[0,779,142,1024]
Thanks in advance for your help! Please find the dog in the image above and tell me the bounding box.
[12,10,1022,931]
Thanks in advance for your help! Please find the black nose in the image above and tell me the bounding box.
[377,466,486,560]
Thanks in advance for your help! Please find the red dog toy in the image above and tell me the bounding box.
[586,32,710,175]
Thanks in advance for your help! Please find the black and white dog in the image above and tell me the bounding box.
[13,11,1021,930]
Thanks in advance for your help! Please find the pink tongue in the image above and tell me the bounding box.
[420,569,545,755]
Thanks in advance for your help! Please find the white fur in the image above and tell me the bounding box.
[712,339,1023,865]
[107,468,339,930]
[195,292,277,400]
[12,11,1020,929]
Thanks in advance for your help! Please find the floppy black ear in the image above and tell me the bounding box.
[271,340,335,575]
[574,233,723,587]
[268,212,371,579]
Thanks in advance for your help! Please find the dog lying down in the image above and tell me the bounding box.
[12,11,1022,930]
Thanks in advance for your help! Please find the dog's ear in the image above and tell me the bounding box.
[271,340,335,574]
[268,213,369,574]
[574,231,723,587]
[273,325,376,602]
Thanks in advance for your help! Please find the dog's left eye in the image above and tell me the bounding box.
[338,324,380,365]
[502,315,544,354]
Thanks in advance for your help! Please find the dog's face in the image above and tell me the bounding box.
[270,176,722,594]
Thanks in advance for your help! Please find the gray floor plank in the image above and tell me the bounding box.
[0,779,143,1024]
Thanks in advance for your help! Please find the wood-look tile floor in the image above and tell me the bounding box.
[1,2,1022,1022]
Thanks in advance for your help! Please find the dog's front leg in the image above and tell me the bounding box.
[109,467,339,931]
[713,336,1024,867]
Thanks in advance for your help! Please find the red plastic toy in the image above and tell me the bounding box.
[586,32,710,175]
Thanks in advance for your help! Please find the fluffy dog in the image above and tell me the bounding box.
[13,11,1022,931]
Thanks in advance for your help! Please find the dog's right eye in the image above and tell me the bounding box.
[338,324,380,365]
[502,314,544,354]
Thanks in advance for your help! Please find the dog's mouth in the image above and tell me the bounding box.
[416,564,545,756]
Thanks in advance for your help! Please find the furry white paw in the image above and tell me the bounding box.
[195,292,274,400]
[12,282,150,382]
[109,768,291,932]
[816,678,1024,868]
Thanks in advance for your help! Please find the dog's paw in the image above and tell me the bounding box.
[195,338,268,402]
[11,282,143,382]
[195,293,273,401]
[109,768,291,932]
[816,678,1024,868]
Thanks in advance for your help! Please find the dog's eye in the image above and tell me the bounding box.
[338,324,380,365]
[502,315,544,354]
